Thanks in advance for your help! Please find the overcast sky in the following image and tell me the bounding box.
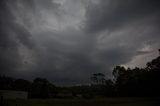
[0,0,160,86]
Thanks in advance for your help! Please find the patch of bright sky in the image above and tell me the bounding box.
[44,0,85,31]
[53,0,66,6]
[122,44,159,69]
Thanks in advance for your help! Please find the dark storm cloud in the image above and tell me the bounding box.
[0,0,59,73]
[27,31,100,85]
[0,0,34,74]
[84,0,160,68]
[0,0,160,86]
[85,0,160,33]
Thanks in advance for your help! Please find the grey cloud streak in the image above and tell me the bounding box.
[0,0,34,75]
[0,0,160,86]
[85,0,160,33]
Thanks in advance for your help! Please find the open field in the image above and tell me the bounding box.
[4,98,160,106]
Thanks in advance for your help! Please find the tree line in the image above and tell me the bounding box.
[111,50,160,97]
[0,50,160,98]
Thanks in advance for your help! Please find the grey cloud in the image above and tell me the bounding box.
[0,0,34,74]
[85,0,160,33]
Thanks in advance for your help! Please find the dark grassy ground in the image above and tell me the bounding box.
[4,97,160,106]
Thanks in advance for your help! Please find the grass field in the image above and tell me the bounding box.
[4,98,160,106]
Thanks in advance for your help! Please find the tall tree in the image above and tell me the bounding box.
[13,79,31,91]
[91,73,105,85]
[31,78,49,98]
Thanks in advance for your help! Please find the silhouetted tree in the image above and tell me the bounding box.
[91,73,105,85]
[13,79,31,91]
[31,78,49,98]
[112,50,160,96]
[0,75,14,90]
[145,50,160,96]
[105,79,115,96]
[112,66,128,96]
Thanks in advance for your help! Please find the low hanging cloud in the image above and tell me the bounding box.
[0,0,34,75]
[0,0,160,86]
[85,0,160,33]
